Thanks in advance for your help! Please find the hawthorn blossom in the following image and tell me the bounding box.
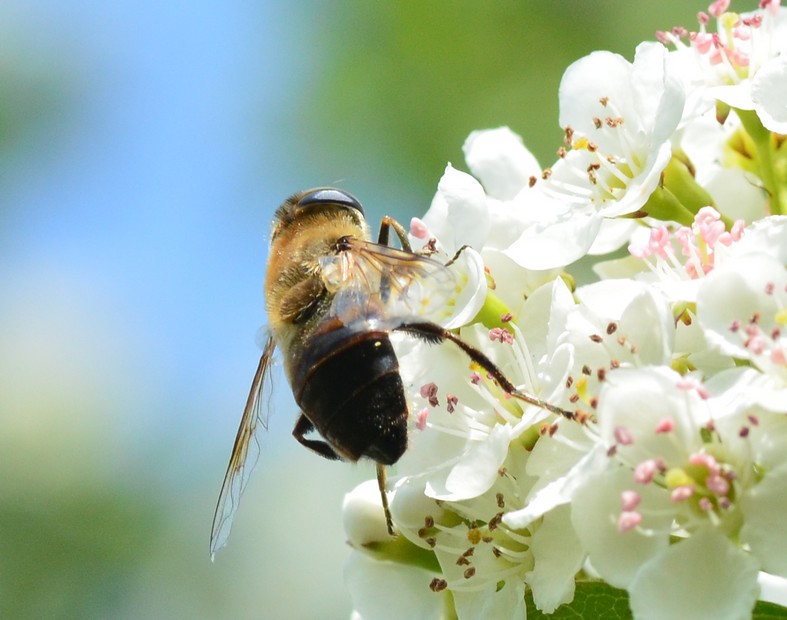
[501,41,685,269]
[343,2,787,618]
[659,0,787,133]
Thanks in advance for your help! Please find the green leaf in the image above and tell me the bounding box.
[525,582,633,619]
[754,600,787,620]
[523,582,787,619]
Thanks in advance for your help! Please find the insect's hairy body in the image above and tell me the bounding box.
[265,200,367,355]
[265,195,408,464]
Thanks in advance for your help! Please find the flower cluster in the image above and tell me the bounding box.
[343,2,787,618]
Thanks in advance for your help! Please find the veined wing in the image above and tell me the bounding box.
[318,238,463,327]
[209,335,276,560]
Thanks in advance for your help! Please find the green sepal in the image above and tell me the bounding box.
[362,535,442,573]
[473,291,514,329]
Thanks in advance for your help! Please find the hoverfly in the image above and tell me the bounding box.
[210,188,572,558]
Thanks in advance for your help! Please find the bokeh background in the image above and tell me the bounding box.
[0,2,724,618]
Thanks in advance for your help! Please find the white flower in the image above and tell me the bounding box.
[750,56,787,133]
[525,505,585,613]
[389,449,537,618]
[463,126,541,203]
[627,527,760,620]
[394,320,555,502]
[502,42,685,270]
[696,235,787,384]
[554,42,684,220]
[342,3,787,617]
[417,164,490,255]
[709,375,787,576]
[677,111,770,223]
[569,364,787,616]
[345,551,445,620]
[661,1,787,133]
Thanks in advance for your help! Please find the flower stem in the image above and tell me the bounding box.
[736,108,785,215]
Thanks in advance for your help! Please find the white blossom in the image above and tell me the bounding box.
[660,0,787,133]
[343,2,787,617]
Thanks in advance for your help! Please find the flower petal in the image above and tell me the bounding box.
[526,505,584,613]
[421,164,490,253]
[740,460,787,578]
[463,127,541,201]
[628,528,760,620]
[571,467,672,589]
[427,423,512,501]
[345,552,444,620]
[503,201,603,270]
[752,57,787,134]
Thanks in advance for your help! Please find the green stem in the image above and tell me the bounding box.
[736,108,785,215]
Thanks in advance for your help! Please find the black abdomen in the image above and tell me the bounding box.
[293,326,408,465]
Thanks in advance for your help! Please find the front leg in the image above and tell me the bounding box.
[377,215,412,251]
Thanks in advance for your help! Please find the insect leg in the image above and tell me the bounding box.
[292,414,343,460]
[376,463,395,536]
[377,216,412,252]
[395,321,576,421]
[375,216,413,304]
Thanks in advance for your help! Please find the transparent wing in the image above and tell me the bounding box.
[318,238,464,327]
[209,335,276,560]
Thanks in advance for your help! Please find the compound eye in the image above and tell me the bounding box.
[298,188,364,216]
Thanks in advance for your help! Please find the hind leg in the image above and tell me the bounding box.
[292,414,342,460]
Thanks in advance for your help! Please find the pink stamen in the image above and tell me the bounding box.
[488,327,514,345]
[699,497,714,511]
[694,207,725,246]
[634,459,657,484]
[420,382,439,407]
[707,473,730,496]
[614,425,634,446]
[416,407,429,431]
[676,376,709,399]
[729,48,750,67]
[760,0,780,17]
[671,486,694,502]
[655,418,674,434]
[621,490,641,511]
[709,0,730,18]
[733,26,752,41]
[693,32,714,53]
[409,217,430,240]
[689,452,720,475]
[617,510,642,533]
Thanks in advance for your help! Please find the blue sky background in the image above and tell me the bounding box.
[0,2,381,617]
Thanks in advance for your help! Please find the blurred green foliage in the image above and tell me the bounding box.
[0,53,65,159]
[0,483,161,617]
[293,1,699,211]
